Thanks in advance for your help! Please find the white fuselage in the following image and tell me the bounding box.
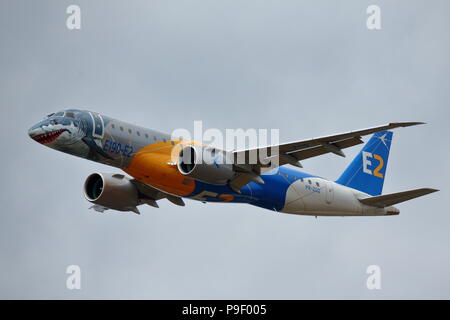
[281,177,398,216]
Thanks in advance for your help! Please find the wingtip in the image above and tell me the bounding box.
[419,188,439,195]
[390,121,426,127]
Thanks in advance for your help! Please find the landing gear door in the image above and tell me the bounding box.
[89,112,104,139]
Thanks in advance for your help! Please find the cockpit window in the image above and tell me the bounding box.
[66,112,75,118]
[49,117,70,126]
[54,112,64,117]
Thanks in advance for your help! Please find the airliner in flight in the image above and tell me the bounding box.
[28,110,437,216]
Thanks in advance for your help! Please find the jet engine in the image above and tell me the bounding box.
[84,173,140,213]
[177,145,235,184]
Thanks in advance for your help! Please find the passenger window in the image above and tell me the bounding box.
[145,133,149,138]
[137,131,140,136]
[308,180,312,184]
[316,182,320,187]
[128,129,132,134]
[111,124,115,129]
[120,126,124,131]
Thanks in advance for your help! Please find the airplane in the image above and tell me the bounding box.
[28,109,438,216]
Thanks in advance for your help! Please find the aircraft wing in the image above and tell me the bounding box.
[228,122,424,192]
[233,122,423,169]
[131,179,185,208]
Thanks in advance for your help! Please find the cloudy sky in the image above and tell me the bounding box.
[0,0,448,299]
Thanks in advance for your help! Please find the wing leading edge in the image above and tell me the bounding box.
[228,122,424,192]
[233,122,424,167]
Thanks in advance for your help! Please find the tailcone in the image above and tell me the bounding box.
[385,205,400,216]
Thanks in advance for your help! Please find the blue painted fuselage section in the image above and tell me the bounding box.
[188,166,317,211]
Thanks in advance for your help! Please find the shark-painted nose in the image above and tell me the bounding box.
[28,119,50,141]
[28,126,40,139]
[28,120,69,145]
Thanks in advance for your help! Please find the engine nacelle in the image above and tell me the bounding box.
[177,145,235,184]
[84,173,139,212]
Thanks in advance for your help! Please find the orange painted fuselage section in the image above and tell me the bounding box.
[124,141,196,196]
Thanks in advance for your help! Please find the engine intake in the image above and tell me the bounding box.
[177,146,235,184]
[84,173,139,212]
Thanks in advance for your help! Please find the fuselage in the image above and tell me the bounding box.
[28,109,399,216]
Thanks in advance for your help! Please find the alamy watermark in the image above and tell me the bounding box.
[170,121,281,170]
[366,265,382,290]
[366,5,381,30]
[66,265,81,290]
[66,5,81,30]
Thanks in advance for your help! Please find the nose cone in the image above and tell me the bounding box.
[28,121,45,140]
[28,125,40,139]
[28,119,67,145]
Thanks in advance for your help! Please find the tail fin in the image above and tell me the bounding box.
[336,131,393,196]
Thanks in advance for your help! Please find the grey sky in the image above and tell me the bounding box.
[0,0,448,299]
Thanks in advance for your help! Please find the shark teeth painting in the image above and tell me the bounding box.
[31,129,68,144]
[28,109,113,162]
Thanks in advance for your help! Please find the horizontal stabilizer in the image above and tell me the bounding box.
[359,188,438,208]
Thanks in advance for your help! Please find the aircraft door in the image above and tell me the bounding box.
[89,112,105,139]
[325,182,334,204]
